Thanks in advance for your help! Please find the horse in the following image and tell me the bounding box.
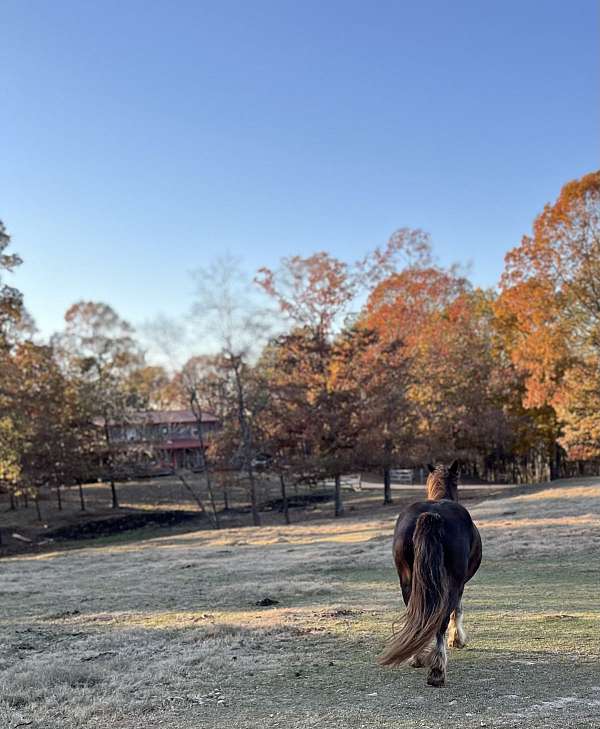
[378,460,482,687]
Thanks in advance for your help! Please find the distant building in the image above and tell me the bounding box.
[96,410,220,471]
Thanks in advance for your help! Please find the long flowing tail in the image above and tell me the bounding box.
[378,512,449,666]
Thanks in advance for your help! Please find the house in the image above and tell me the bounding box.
[97,410,220,471]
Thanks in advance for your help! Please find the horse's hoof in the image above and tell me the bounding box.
[408,655,424,668]
[448,636,466,649]
[427,669,446,687]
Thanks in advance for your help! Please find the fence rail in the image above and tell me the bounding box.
[390,468,413,484]
[321,474,363,492]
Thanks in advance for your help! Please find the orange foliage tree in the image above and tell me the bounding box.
[497,171,600,461]
[255,231,431,512]
[362,267,528,479]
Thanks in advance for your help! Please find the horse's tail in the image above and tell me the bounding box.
[378,512,449,666]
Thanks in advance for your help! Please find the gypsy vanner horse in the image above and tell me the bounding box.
[379,461,482,687]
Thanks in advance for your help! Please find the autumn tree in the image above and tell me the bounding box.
[0,416,21,507]
[0,221,30,507]
[497,171,600,465]
[53,302,144,508]
[362,266,529,480]
[9,343,88,512]
[351,332,414,503]
[255,232,430,513]
[189,257,272,526]
[359,266,469,483]
[126,365,179,410]
[255,229,432,339]
[0,220,24,348]
[173,354,226,527]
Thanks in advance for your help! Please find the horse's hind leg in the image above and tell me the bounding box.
[408,639,435,668]
[426,629,448,687]
[448,595,467,649]
[427,603,455,687]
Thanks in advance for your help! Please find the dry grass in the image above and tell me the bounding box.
[472,479,600,558]
[0,474,507,556]
[0,477,599,728]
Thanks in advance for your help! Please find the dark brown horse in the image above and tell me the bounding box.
[378,461,482,686]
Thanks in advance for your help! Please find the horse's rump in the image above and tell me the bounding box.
[395,500,479,583]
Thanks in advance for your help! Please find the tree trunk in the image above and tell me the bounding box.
[103,421,120,508]
[550,441,561,480]
[280,472,290,525]
[383,467,392,505]
[383,436,393,504]
[78,480,86,511]
[110,478,119,509]
[35,495,42,522]
[177,473,216,528]
[222,484,229,511]
[190,395,220,528]
[205,475,220,529]
[231,357,260,526]
[23,491,29,508]
[56,484,62,511]
[248,465,261,527]
[9,492,15,510]
[334,473,344,517]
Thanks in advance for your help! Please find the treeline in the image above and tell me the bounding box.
[0,171,598,523]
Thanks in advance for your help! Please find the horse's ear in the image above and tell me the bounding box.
[427,463,435,474]
[449,460,460,476]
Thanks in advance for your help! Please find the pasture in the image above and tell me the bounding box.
[1,479,599,728]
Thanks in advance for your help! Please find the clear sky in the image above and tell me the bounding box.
[2,0,598,341]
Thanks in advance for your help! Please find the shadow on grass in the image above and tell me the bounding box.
[4,612,600,729]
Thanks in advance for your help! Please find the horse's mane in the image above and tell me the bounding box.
[426,464,458,501]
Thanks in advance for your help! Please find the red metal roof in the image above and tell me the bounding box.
[94,410,218,427]
[142,409,218,424]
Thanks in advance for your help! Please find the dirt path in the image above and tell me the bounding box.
[1,478,599,728]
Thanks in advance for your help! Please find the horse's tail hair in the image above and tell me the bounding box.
[378,512,449,666]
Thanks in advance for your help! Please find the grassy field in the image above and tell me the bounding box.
[1,479,599,728]
[0,474,508,555]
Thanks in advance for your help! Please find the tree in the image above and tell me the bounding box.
[177,355,224,528]
[0,415,22,508]
[256,232,432,513]
[255,229,432,339]
[0,220,24,348]
[0,221,34,509]
[53,302,144,508]
[190,257,271,526]
[497,171,600,463]
[11,344,71,510]
[350,332,414,503]
[362,266,470,463]
[362,268,531,480]
[0,339,97,516]
[257,328,352,516]
[126,365,179,410]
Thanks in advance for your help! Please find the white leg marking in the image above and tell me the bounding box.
[448,602,467,649]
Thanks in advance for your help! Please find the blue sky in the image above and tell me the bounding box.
[2,0,598,341]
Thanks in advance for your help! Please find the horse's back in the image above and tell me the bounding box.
[393,499,481,586]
